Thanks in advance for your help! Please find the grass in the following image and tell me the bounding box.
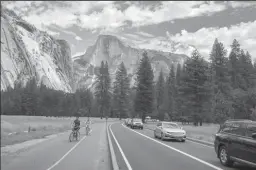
[145,122,220,143]
[1,115,114,147]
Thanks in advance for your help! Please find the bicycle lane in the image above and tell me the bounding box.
[47,122,111,170]
[1,122,111,170]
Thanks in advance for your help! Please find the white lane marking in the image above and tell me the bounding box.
[109,124,133,170]
[144,128,214,149]
[121,124,223,170]
[107,124,119,170]
[46,130,92,170]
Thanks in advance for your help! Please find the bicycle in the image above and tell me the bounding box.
[69,127,80,142]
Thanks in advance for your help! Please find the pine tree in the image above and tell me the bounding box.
[253,58,256,86]
[134,52,154,122]
[156,70,165,119]
[180,50,211,125]
[103,61,111,117]
[167,64,176,120]
[209,38,232,124]
[159,78,168,121]
[176,63,182,86]
[175,63,182,118]
[177,63,188,118]
[237,50,248,90]
[112,80,119,117]
[228,39,241,89]
[95,61,105,119]
[21,78,38,115]
[238,51,254,89]
[113,62,130,119]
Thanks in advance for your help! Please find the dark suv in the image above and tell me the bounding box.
[214,120,256,168]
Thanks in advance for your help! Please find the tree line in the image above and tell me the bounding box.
[1,38,256,124]
[154,39,256,125]
[1,79,96,117]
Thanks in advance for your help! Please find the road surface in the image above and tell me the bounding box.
[1,122,111,170]
[2,121,254,170]
[110,122,255,170]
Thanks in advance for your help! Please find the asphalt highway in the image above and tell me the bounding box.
[2,121,254,170]
[110,123,255,170]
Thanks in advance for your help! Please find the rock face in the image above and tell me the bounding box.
[73,35,189,91]
[1,8,73,92]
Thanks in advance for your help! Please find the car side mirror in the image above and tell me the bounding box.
[252,133,256,139]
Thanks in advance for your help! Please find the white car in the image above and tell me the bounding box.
[154,122,186,142]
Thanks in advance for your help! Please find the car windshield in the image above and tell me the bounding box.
[163,123,179,129]
[133,119,142,122]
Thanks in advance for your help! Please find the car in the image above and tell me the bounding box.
[154,121,186,142]
[126,119,132,127]
[124,118,130,126]
[130,119,143,129]
[214,119,256,168]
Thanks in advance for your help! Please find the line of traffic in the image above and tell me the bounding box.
[119,123,224,170]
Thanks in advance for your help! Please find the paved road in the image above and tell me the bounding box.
[1,122,111,170]
[110,123,255,170]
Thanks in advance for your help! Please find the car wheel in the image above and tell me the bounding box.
[141,127,143,130]
[154,132,157,138]
[219,146,234,167]
[181,139,185,142]
[161,133,164,141]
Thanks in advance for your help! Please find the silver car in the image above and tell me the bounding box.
[131,119,143,129]
[154,122,186,142]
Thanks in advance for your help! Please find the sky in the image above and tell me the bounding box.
[2,1,256,60]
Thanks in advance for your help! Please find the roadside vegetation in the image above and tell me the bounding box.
[1,115,114,146]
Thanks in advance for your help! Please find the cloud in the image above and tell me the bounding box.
[75,36,83,41]
[227,1,256,8]
[124,2,227,27]
[124,33,142,40]
[167,21,256,59]
[136,31,154,38]
[49,25,83,41]
[4,1,255,31]
[3,1,115,29]
[72,51,86,58]
[135,36,195,57]
[47,30,60,36]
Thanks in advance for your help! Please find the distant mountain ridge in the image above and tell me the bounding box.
[1,8,193,92]
[73,34,189,91]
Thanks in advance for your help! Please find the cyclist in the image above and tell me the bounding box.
[85,118,91,135]
[72,115,81,133]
